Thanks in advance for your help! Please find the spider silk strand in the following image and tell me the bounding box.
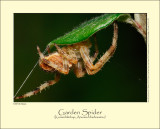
[14,47,47,98]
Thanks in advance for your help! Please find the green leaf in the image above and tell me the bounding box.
[48,13,131,48]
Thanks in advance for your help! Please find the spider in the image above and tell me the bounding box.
[15,22,118,99]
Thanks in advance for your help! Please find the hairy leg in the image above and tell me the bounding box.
[47,45,51,54]
[73,61,86,78]
[15,72,61,99]
[80,23,118,75]
[37,46,45,59]
[91,34,99,62]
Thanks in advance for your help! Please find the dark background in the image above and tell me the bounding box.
[14,13,147,102]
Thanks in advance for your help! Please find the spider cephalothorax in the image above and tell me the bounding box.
[38,41,92,74]
[38,51,72,74]
[15,23,118,99]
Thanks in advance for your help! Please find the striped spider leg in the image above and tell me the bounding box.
[80,22,118,75]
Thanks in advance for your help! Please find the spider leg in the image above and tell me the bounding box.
[37,46,44,59]
[62,58,70,74]
[47,45,51,54]
[15,72,61,99]
[80,22,118,75]
[91,34,99,62]
[54,44,78,64]
[73,60,86,78]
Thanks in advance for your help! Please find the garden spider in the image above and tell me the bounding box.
[15,22,118,99]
